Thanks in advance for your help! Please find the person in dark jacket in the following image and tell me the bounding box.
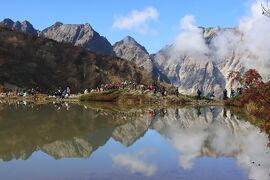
[223,89,228,100]
[197,89,202,100]
[210,91,215,100]
[175,87,179,97]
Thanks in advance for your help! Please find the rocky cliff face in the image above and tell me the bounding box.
[113,36,153,71]
[41,128,113,159]
[112,114,153,146]
[41,22,114,55]
[113,36,170,83]
[1,18,114,56]
[0,18,38,36]
[152,27,247,97]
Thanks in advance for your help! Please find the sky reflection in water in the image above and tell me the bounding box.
[0,103,269,180]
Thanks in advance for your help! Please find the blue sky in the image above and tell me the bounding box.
[0,0,249,53]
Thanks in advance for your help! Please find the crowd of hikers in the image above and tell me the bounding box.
[0,87,41,97]
[0,80,244,101]
[196,85,243,100]
[0,80,168,98]
[0,86,72,99]
[84,80,169,97]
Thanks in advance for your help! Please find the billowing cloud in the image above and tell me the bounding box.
[211,30,243,60]
[171,15,210,61]
[170,1,270,77]
[112,7,159,34]
[238,1,270,75]
[111,149,156,177]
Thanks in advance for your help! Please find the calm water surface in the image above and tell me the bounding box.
[0,102,269,180]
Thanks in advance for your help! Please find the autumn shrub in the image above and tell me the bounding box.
[246,101,264,115]
[226,69,270,122]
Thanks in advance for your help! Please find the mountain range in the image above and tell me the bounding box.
[1,18,269,96]
[0,21,152,92]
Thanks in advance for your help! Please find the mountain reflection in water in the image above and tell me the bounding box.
[0,102,269,180]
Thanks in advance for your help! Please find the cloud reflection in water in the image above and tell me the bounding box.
[111,149,156,177]
[159,108,270,180]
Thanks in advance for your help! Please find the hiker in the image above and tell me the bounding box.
[237,85,243,95]
[124,81,128,89]
[153,85,158,96]
[133,81,137,90]
[61,89,67,99]
[210,91,215,100]
[197,89,202,100]
[90,89,96,93]
[223,89,228,100]
[230,88,235,97]
[161,87,166,96]
[30,88,35,95]
[23,90,27,97]
[61,87,70,98]
[175,87,179,97]
[140,84,145,93]
[66,87,71,96]
[57,87,62,97]
[27,89,31,96]
[149,84,154,91]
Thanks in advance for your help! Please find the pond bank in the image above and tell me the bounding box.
[0,94,80,104]
[80,89,223,106]
[0,90,223,107]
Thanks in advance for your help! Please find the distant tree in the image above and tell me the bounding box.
[261,1,270,17]
[228,69,270,105]
[228,69,263,89]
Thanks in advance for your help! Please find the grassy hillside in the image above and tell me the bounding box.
[0,25,153,93]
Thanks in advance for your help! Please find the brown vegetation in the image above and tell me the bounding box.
[226,69,269,119]
[226,69,270,139]
[80,89,224,107]
[0,25,153,93]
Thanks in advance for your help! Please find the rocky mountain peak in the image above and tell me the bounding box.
[113,36,170,83]
[21,20,32,26]
[117,36,149,54]
[0,18,38,36]
[52,21,63,27]
[13,21,22,29]
[20,20,37,35]
[2,18,14,26]
[41,22,114,55]
[113,36,152,70]
[123,35,137,44]
[1,18,114,55]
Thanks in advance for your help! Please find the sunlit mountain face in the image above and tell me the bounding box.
[0,103,269,180]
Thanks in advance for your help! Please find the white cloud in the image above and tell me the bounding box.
[238,1,270,75]
[169,1,270,77]
[112,6,159,34]
[211,30,243,60]
[172,15,209,60]
[111,149,156,177]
